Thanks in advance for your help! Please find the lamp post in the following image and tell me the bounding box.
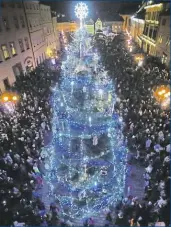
[153,85,170,109]
[0,92,20,113]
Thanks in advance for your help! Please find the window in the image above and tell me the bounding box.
[39,56,41,63]
[152,12,155,20]
[36,58,38,66]
[24,37,30,49]
[1,45,10,59]
[149,28,153,38]
[158,35,163,44]
[162,18,166,26]
[29,20,32,29]
[18,39,25,52]
[9,42,17,56]
[12,63,23,77]
[144,25,148,36]
[166,37,170,46]
[148,12,151,20]
[152,29,157,40]
[2,17,10,30]
[155,12,159,21]
[20,15,25,28]
[162,53,167,64]
[3,78,10,90]
[13,16,19,29]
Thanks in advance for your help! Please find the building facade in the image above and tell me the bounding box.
[0,0,60,92]
[40,4,56,58]
[85,19,94,35]
[23,1,46,66]
[119,14,132,33]
[156,14,170,67]
[139,2,169,56]
[0,1,35,92]
[52,16,60,55]
[56,22,78,33]
[95,18,103,33]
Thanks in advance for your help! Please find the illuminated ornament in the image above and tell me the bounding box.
[108,93,112,102]
[83,86,86,93]
[75,2,88,28]
[93,136,98,146]
[99,89,103,99]
[71,81,74,93]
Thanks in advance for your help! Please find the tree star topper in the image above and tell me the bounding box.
[75,2,88,21]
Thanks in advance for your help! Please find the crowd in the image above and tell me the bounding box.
[0,32,170,226]
[100,33,170,226]
[0,61,64,226]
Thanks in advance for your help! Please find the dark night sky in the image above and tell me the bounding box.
[40,1,141,21]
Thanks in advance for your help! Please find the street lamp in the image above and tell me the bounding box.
[153,85,170,109]
[0,92,20,113]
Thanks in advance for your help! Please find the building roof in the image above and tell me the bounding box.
[85,19,94,25]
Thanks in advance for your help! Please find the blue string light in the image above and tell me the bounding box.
[41,28,128,220]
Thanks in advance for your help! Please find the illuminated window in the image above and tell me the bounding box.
[158,35,163,43]
[9,42,17,56]
[1,44,10,59]
[13,16,19,29]
[24,37,30,49]
[20,15,25,28]
[162,53,167,64]
[2,17,10,30]
[18,39,25,52]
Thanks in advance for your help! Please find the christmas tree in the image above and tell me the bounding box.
[41,26,128,220]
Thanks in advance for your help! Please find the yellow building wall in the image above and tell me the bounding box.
[85,25,94,35]
[57,22,79,32]
[120,15,130,32]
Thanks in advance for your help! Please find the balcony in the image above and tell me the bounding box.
[141,34,156,46]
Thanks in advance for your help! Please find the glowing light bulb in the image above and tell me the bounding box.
[12,96,18,101]
[3,96,9,101]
